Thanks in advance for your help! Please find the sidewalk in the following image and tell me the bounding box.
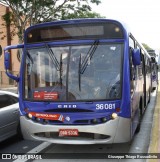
[148,82,160,161]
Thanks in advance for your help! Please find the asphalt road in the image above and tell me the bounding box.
[0,136,42,154]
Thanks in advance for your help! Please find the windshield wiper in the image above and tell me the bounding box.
[27,51,33,64]
[26,51,34,74]
[60,53,63,88]
[78,53,82,91]
[45,44,60,71]
[80,40,99,74]
[78,40,99,91]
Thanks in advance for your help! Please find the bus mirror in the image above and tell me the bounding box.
[132,49,141,66]
[4,51,10,70]
[4,51,19,82]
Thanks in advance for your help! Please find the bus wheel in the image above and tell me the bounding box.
[135,122,141,133]
[148,88,151,103]
[17,122,23,139]
[135,108,142,133]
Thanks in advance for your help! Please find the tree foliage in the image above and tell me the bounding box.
[0,0,102,42]
[61,11,104,20]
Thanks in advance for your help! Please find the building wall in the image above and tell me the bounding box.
[0,3,20,87]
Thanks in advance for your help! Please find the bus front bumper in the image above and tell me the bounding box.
[20,116,131,144]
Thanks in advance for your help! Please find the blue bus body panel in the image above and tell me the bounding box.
[21,100,121,125]
[21,19,131,119]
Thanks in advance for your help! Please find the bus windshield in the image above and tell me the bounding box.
[24,43,123,101]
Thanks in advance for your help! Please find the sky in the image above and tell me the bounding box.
[91,0,160,50]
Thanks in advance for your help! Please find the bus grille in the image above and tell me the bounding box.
[34,132,110,140]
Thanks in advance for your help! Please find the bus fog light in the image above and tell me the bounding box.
[36,117,41,122]
[101,117,107,122]
[111,113,118,119]
[91,119,98,124]
[43,119,48,124]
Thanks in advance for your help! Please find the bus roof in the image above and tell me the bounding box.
[27,18,128,31]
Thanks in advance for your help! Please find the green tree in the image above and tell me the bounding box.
[0,0,102,43]
[61,11,104,19]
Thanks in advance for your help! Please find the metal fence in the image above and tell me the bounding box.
[0,71,19,88]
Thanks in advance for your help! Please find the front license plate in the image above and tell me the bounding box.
[59,129,79,137]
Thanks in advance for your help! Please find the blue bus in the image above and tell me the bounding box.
[151,56,158,91]
[4,19,151,144]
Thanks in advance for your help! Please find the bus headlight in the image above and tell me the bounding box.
[111,113,118,119]
[28,113,32,119]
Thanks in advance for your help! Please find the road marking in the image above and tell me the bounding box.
[13,142,51,162]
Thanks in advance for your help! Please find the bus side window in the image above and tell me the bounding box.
[148,59,151,74]
[135,48,143,77]
[129,47,136,93]
[141,51,145,76]
[144,57,150,75]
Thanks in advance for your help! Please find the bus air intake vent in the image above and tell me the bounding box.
[34,132,111,140]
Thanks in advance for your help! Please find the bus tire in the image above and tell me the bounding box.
[17,122,23,139]
[135,106,142,134]
[135,122,141,133]
[148,88,151,104]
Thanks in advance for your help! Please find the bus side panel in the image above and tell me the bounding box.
[144,56,151,106]
[113,117,131,143]
[119,41,131,118]
[141,54,147,108]
[130,67,143,135]
[129,49,144,137]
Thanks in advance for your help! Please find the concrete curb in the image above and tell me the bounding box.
[147,84,160,162]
